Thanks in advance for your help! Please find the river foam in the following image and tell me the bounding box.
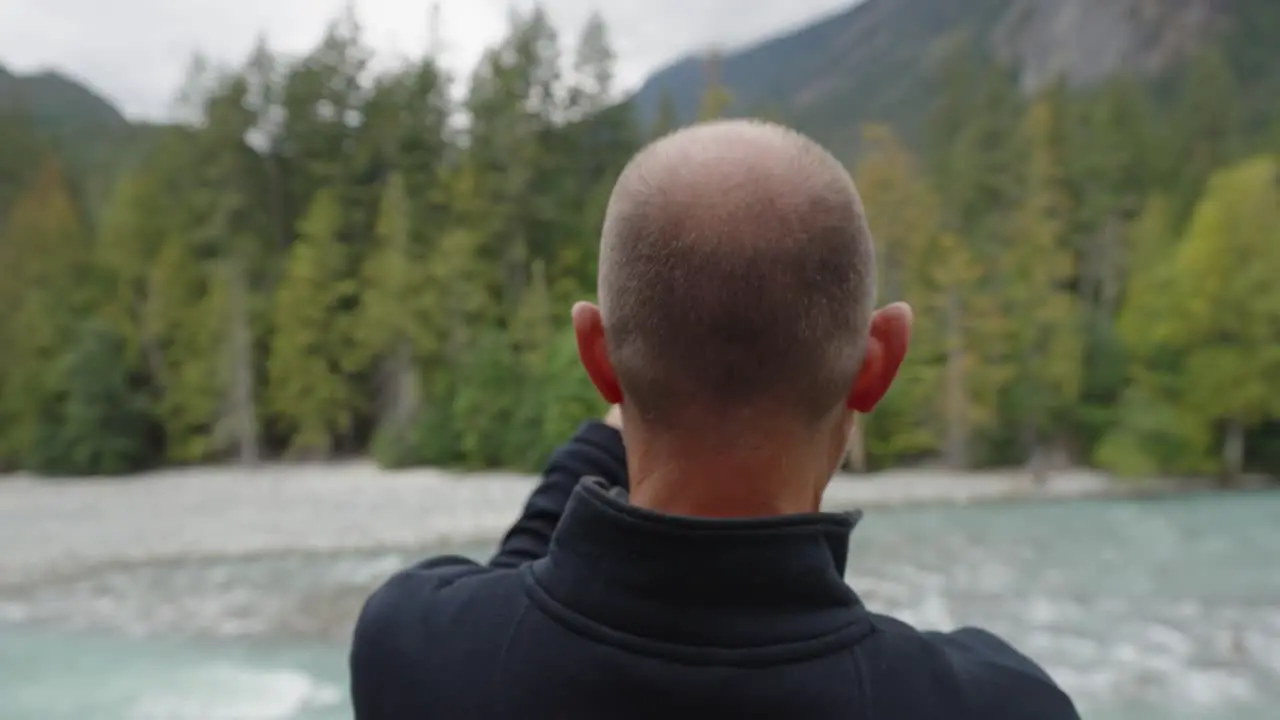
[129,665,342,720]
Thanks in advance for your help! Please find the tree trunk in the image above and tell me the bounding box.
[1099,214,1124,314]
[1221,418,1245,487]
[1026,424,1049,486]
[503,231,529,316]
[226,257,260,464]
[385,339,420,432]
[942,287,969,469]
[139,276,166,386]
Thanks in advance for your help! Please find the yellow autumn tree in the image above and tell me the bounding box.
[1161,155,1280,482]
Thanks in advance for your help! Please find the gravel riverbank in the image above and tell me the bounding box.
[0,463,1155,587]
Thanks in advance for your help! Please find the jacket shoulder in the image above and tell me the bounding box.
[860,613,1080,720]
[349,557,527,718]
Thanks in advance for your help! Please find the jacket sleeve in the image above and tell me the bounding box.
[926,626,1081,719]
[349,421,626,718]
[488,420,626,568]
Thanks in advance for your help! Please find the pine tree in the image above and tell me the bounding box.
[28,322,156,476]
[96,168,172,371]
[569,11,615,117]
[147,235,228,462]
[1166,49,1242,223]
[854,125,942,464]
[697,52,733,121]
[651,91,681,138]
[504,259,556,467]
[930,233,1010,469]
[1001,97,1082,480]
[0,157,91,465]
[353,170,441,450]
[855,125,938,302]
[266,188,356,457]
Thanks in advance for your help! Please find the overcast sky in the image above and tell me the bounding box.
[0,0,857,120]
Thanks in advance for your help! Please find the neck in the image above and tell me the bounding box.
[624,424,838,519]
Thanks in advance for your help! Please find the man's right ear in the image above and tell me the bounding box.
[572,302,623,405]
[847,302,912,413]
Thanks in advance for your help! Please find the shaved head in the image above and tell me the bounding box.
[596,119,877,429]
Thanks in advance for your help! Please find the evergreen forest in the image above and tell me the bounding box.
[1,6,1278,482]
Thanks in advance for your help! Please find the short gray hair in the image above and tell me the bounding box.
[598,120,877,429]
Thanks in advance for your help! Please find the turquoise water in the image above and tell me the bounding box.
[2,492,1277,719]
[1,627,347,720]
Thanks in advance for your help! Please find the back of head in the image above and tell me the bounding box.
[598,119,876,432]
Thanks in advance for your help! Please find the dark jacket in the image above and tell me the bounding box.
[350,422,1080,719]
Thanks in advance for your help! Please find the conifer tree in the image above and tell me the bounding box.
[1001,98,1082,480]
[267,188,356,457]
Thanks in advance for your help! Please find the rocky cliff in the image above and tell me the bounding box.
[994,0,1227,92]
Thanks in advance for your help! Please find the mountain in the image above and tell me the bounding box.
[991,0,1223,93]
[631,0,1274,154]
[0,64,129,134]
[0,64,157,214]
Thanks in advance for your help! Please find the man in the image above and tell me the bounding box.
[350,120,1079,719]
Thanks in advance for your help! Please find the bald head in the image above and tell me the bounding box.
[595,119,877,429]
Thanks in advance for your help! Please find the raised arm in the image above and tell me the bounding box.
[351,412,626,719]
[489,416,626,567]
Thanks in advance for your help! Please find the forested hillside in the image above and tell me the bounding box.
[0,64,157,218]
[0,4,1278,482]
[0,64,127,132]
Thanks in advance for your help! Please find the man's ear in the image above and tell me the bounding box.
[847,302,912,413]
[572,301,623,404]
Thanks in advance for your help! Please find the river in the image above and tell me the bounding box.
[1,478,1277,719]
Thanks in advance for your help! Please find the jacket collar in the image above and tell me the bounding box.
[530,477,868,649]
